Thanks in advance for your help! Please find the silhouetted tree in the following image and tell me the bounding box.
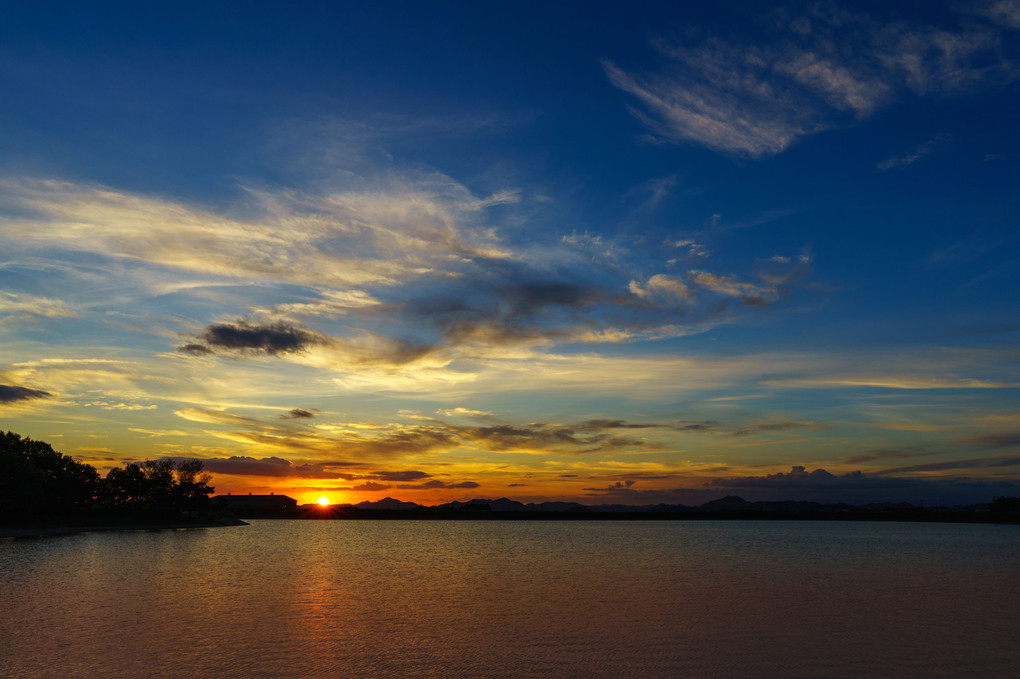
[102,458,214,511]
[989,496,1020,512]
[174,459,215,509]
[0,431,100,517]
[101,463,149,509]
[142,458,177,508]
[2,431,218,526]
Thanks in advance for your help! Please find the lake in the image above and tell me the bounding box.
[2,519,1018,678]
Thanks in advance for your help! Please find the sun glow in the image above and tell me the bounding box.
[317,496,330,506]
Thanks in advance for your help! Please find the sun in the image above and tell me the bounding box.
[317,496,330,506]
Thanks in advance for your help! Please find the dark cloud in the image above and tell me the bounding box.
[384,250,801,358]
[707,465,1020,505]
[842,448,936,464]
[397,479,480,490]
[282,408,316,419]
[580,419,663,430]
[397,273,610,351]
[710,466,846,488]
[877,455,1020,474]
[0,384,51,404]
[178,343,214,355]
[370,470,430,482]
[196,456,361,479]
[350,481,391,491]
[175,246,810,367]
[677,421,718,432]
[956,431,1020,449]
[584,479,638,493]
[183,320,327,356]
[211,421,458,459]
[579,465,1020,506]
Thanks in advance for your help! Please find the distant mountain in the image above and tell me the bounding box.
[699,496,754,511]
[437,497,528,511]
[528,501,589,512]
[355,497,422,510]
[700,496,863,513]
[344,495,946,514]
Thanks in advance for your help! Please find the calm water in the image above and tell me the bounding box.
[2,519,1018,678]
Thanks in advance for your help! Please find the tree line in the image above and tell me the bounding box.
[0,430,214,522]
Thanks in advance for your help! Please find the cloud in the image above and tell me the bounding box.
[877,133,952,170]
[196,456,361,478]
[4,175,813,374]
[170,406,690,460]
[605,5,1014,156]
[371,470,431,482]
[0,175,512,290]
[731,419,830,437]
[396,479,480,490]
[181,318,436,368]
[981,0,1020,29]
[193,321,328,355]
[769,376,1020,389]
[0,292,77,319]
[349,481,391,491]
[584,479,638,493]
[178,343,214,355]
[689,271,778,306]
[954,431,1020,449]
[842,448,936,464]
[0,384,52,404]
[81,401,157,411]
[282,408,316,419]
[705,465,1020,505]
[628,274,693,302]
[876,454,1020,474]
[436,407,492,418]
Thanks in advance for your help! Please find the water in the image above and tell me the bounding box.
[2,520,1018,678]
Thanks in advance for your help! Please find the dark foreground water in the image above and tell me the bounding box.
[2,519,1018,678]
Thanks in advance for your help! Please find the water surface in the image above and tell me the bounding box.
[2,520,1017,678]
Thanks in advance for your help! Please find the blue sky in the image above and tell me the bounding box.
[2,1,1019,505]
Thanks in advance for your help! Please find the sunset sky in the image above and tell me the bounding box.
[2,1,1019,506]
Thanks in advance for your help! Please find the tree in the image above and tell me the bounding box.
[2,431,217,524]
[0,430,100,517]
[101,458,214,511]
[989,496,1020,513]
[102,463,149,509]
[174,459,215,510]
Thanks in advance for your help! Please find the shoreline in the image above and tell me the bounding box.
[0,517,248,539]
[232,506,1020,524]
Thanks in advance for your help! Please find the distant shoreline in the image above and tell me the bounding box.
[230,506,1020,524]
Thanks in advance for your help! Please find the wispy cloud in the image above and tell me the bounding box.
[605,5,1014,156]
[842,448,937,464]
[0,292,77,319]
[3,176,811,373]
[877,133,952,170]
[956,431,1020,449]
[877,454,1020,474]
[0,176,512,290]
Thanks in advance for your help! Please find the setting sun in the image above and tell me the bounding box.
[317,497,330,506]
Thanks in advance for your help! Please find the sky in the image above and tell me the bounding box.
[2,1,1020,507]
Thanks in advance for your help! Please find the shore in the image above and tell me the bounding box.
[0,517,248,539]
